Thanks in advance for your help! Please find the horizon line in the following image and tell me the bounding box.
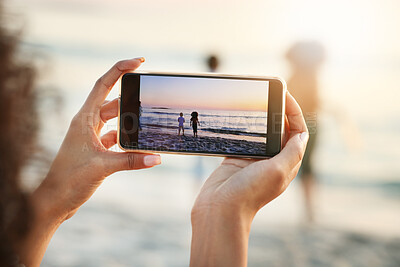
[142,105,267,112]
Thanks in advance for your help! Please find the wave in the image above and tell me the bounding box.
[150,107,170,109]
[145,111,180,116]
[201,128,266,137]
[143,123,177,130]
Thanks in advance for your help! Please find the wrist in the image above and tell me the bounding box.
[17,180,65,267]
[190,204,254,267]
[31,178,67,226]
[191,195,257,227]
[191,203,254,228]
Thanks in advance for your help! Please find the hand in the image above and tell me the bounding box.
[190,92,308,267]
[20,58,162,267]
[34,58,161,222]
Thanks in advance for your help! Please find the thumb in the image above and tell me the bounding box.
[270,131,309,172]
[103,151,161,173]
[243,131,308,187]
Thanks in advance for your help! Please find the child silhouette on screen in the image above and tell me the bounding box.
[178,112,185,136]
[190,111,200,137]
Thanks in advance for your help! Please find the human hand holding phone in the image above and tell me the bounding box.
[35,58,162,221]
[20,58,161,267]
[190,92,309,267]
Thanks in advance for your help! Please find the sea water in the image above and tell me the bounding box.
[141,107,267,138]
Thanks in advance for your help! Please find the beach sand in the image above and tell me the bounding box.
[41,174,400,267]
[138,127,266,155]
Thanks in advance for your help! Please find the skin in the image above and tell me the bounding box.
[17,58,308,267]
[190,92,309,267]
[17,58,162,267]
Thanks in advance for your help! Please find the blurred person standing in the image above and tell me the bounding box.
[286,41,325,223]
[207,55,219,72]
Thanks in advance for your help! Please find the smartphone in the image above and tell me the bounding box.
[118,72,286,158]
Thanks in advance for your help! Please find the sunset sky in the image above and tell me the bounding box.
[140,75,268,111]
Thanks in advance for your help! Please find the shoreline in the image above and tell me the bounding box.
[140,124,266,143]
[138,127,266,155]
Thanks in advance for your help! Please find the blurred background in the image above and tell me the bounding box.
[5,0,400,266]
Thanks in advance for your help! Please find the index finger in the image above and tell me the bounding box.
[83,57,145,111]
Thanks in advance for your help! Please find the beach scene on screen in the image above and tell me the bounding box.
[138,75,269,155]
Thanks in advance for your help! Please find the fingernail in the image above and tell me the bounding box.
[299,132,309,144]
[144,155,161,166]
[134,57,145,63]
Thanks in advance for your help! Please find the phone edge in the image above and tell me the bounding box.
[117,72,287,159]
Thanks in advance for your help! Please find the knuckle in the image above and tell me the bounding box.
[127,153,136,169]
[71,111,96,130]
[270,162,286,185]
[95,76,106,88]
[295,144,304,163]
[115,60,124,70]
[115,60,130,71]
[271,161,284,176]
[280,175,290,193]
[70,113,81,128]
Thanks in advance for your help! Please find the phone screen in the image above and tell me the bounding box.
[128,74,269,156]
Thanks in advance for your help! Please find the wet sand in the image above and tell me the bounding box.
[138,127,266,155]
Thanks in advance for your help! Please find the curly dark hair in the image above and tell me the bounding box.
[0,1,38,266]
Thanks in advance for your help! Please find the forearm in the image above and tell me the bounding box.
[17,184,65,267]
[190,206,253,267]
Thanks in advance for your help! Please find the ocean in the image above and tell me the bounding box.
[140,107,267,140]
[136,107,267,155]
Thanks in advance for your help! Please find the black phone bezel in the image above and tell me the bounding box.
[119,73,284,158]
